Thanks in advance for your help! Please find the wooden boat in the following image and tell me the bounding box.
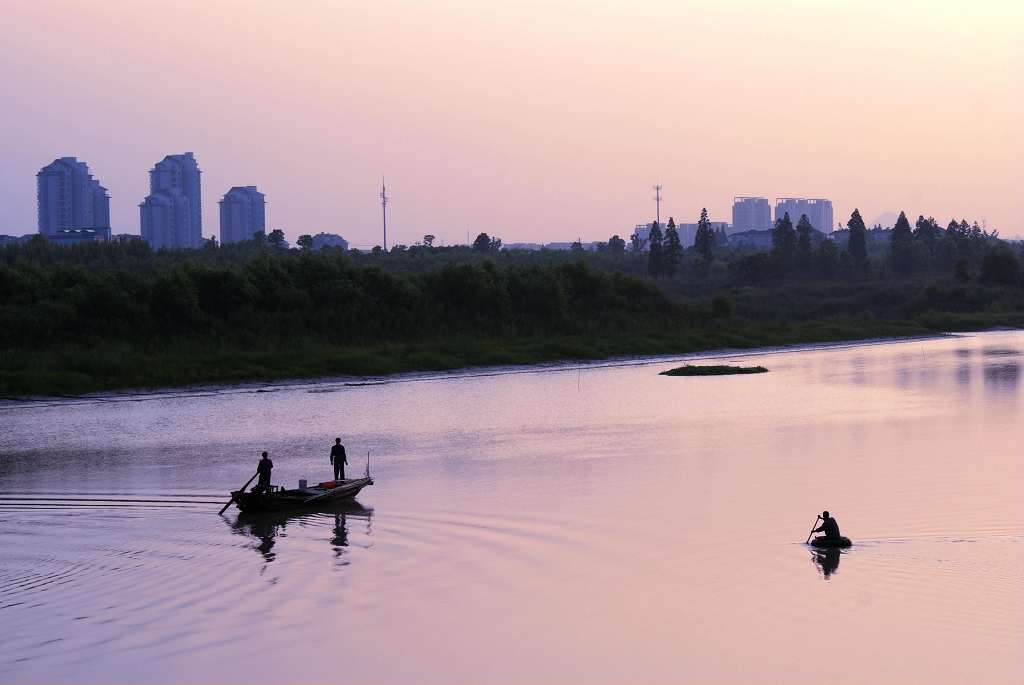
[810,535,852,549]
[231,477,373,513]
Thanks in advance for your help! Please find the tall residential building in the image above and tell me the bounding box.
[774,198,833,234]
[37,157,110,235]
[140,152,203,249]
[219,186,266,244]
[731,197,771,233]
[140,192,193,249]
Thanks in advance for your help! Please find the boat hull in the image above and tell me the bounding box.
[232,477,373,513]
[811,535,852,548]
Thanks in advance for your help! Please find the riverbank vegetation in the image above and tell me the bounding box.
[1,208,1022,397]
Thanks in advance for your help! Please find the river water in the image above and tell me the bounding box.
[1,331,1021,684]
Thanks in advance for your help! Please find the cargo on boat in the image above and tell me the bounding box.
[810,535,852,548]
[230,477,373,513]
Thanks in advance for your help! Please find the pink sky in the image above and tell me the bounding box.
[2,1,1021,245]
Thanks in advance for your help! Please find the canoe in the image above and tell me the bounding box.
[231,477,373,513]
[810,535,852,548]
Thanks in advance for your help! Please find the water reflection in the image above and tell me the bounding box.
[955,363,971,388]
[983,363,1019,395]
[230,500,373,564]
[812,548,842,579]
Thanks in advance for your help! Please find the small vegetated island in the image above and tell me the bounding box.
[2,207,1023,397]
[660,365,768,376]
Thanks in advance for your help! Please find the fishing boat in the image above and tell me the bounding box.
[229,477,373,513]
[810,536,852,549]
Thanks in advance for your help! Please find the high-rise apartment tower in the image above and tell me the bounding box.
[219,186,266,244]
[37,157,110,235]
[140,152,203,249]
[731,197,772,232]
[774,198,833,234]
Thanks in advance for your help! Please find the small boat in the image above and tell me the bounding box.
[230,477,373,513]
[810,536,852,548]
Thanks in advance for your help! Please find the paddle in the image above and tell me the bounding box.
[805,515,821,544]
[219,472,258,515]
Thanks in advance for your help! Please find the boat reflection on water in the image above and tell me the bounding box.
[812,547,842,579]
[230,500,373,564]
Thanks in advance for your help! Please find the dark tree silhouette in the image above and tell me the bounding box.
[268,229,286,248]
[771,212,796,268]
[694,208,715,262]
[647,221,664,278]
[795,214,814,269]
[472,232,492,253]
[890,211,914,275]
[663,217,683,277]
[422,234,436,248]
[297,234,313,251]
[607,234,626,254]
[846,209,868,270]
[913,216,941,253]
[980,247,1021,286]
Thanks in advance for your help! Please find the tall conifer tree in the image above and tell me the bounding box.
[795,214,814,270]
[647,221,664,277]
[694,208,715,262]
[663,217,682,277]
[771,212,797,268]
[846,208,868,269]
[890,211,914,275]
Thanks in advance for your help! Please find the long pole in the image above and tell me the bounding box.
[805,516,821,544]
[219,472,259,515]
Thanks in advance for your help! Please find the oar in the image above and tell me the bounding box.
[805,515,821,544]
[219,472,258,515]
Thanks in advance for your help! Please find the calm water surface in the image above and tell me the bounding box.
[1,332,1022,684]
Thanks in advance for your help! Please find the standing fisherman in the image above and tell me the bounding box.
[255,451,273,494]
[330,438,348,481]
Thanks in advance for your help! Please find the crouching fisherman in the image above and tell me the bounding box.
[812,510,841,540]
[254,451,273,494]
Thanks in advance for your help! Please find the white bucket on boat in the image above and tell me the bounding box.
[298,479,307,489]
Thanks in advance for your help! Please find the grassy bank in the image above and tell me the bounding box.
[3,240,1024,397]
[0,314,995,398]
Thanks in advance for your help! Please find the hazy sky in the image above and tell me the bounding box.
[2,0,1021,245]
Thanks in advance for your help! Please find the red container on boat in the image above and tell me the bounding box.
[318,481,336,488]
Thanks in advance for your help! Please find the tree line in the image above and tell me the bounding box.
[0,238,692,354]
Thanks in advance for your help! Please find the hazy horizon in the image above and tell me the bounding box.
[3,1,1021,245]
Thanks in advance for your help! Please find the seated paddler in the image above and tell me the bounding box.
[812,510,841,540]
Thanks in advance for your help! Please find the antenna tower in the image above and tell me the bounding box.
[380,177,389,251]
[653,184,663,226]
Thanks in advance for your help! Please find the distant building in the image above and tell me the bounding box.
[48,228,112,246]
[502,242,542,251]
[140,192,193,250]
[632,220,729,249]
[140,152,203,249]
[218,186,266,244]
[37,157,110,236]
[775,198,833,234]
[732,197,771,233]
[727,230,774,250]
[311,233,349,250]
